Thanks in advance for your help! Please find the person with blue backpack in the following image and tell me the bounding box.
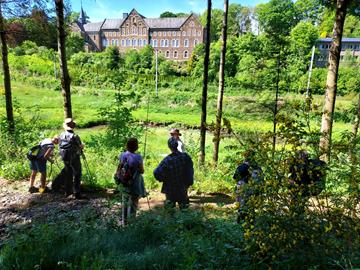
[115,137,147,225]
[59,118,85,199]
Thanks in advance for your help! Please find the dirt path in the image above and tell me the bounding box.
[0,178,234,247]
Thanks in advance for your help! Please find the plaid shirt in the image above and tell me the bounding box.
[154,151,194,200]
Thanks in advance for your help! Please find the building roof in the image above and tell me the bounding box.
[144,17,188,29]
[102,18,125,29]
[84,21,105,32]
[318,38,360,43]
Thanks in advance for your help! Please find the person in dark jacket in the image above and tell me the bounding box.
[154,137,194,209]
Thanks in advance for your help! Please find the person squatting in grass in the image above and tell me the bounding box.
[153,137,194,209]
[233,150,263,223]
[59,118,85,199]
[28,136,59,193]
[116,138,147,225]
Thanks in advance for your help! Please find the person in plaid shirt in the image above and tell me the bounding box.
[154,137,194,209]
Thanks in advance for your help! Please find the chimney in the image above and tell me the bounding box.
[123,13,128,19]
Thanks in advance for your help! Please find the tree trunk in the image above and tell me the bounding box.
[55,0,72,119]
[319,0,349,162]
[199,0,212,167]
[0,3,14,134]
[349,93,360,162]
[213,0,228,165]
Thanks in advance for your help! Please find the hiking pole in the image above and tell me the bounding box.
[146,193,151,210]
[81,152,94,181]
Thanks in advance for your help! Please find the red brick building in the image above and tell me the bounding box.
[72,9,204,61]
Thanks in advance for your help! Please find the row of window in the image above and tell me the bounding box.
[151,39,199,48]
[103,39,148,47]
[160,50,189,59]
[319,43,360,50]
[102,28,202,38]
[102,38,200,48]
[152,29,201,37]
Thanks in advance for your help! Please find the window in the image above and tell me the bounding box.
[143,39,147,45]
[126,39,130,46]
[194,39,199,46]
[122,28,125,35]
[182,31,186,36]
[166,51,170,58]
[173,51,178,58]
[132,39,137,46]
[109,32,112,37]
[153,32,157,36]
[93,35,96,40]
[160,39,165,47]
[118,32,121,37]
[167,31,171,36]
[153,39,158,47]
[111,39,115,45]
[121,39,125,46]
[158,32,162,36]
[192,29,196,36]
[171,39,176,47]
[105,32,108,37]
[184,39,189,47]
[126,28,129,35]
[172,31,176,36]
[113,32,116,36]
[116,39,119,46]
[197,30,201,36]
[165,39,169,47]
[163,32,166,37]
[138,39,142,46]
[177,32,180,36]
[139,27,142,35]
[184,51,188,58]
[190,21,194,27]
[102,39,108,47]
[175,39,179,47]
[143,28,146,34]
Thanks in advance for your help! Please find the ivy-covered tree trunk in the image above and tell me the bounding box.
[213,0,228,165]
[319,0,349,162]
[199,0,212,167]
[55,0,72,118]
[0,3,14,134]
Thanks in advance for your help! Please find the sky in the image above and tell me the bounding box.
[71,0,268,22]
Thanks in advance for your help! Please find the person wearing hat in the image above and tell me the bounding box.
[153,137,194,209]
[170,128,185,153]
[28,136,59,193]
[59,118,85,199]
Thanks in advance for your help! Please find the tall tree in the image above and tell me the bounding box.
[199,0,212,166]
[55,0,72,118]
[0,1,14,134]
[213,0,229,165]
[319,0,350,162]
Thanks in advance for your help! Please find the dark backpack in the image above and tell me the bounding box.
[26,144,41,161]
[114,158,134,187]
[307,159,326,196]
[59,135,77,161]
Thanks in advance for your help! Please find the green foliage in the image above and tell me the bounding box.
[66,32,85,58]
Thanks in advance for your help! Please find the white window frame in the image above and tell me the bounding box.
[173,51,178,58]
[184,39,189,47]
[184,50,188,58]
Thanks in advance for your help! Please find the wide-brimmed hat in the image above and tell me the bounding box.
[170,128,181,136]
[63,118,76,131]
